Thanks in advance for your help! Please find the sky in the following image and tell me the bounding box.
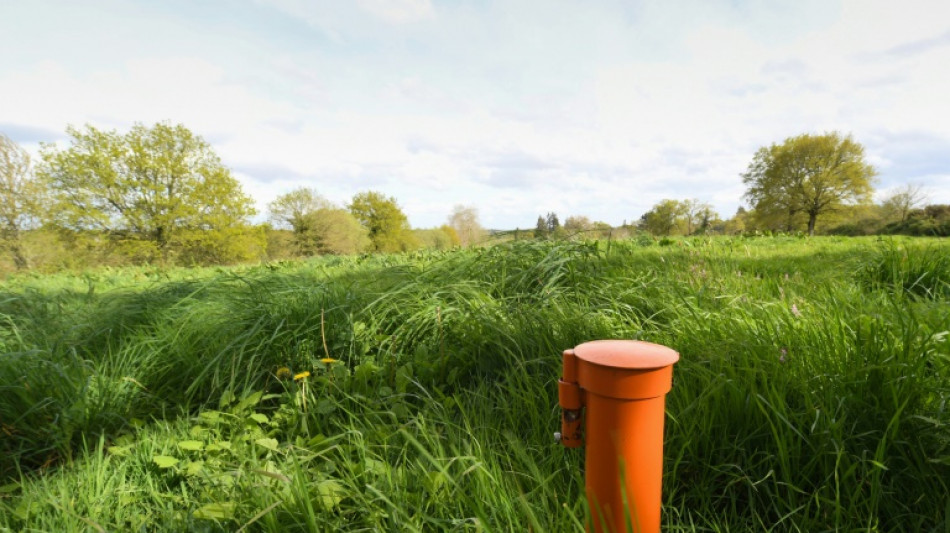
[2,0,949,230]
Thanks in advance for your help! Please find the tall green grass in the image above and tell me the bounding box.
[1,236,948,531]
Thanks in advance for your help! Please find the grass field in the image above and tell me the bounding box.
[1,236,948,532]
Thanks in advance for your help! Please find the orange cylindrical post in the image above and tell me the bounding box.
[557,340,679,533]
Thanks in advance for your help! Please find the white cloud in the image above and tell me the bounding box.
[356,0,434,24]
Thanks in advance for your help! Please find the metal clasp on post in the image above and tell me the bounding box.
[557,349,584,447]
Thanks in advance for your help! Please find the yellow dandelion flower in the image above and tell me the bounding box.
[276,367,292,380]
[293,371,311,381]
[320,357,338,364]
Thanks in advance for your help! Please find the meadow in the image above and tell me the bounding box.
[0,236,948,532]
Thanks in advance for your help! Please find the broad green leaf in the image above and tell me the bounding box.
[185,460,205,476]
[249,413,268,424]
[255,438,279,452]
[218,389,235,408]
[107,445,133,456]
[193,502,236,520]
[315,479,345,510]
[364,458,387,477]
[13,500,38,521]
[307,434,327,449]
[395,364,413,393]
[205,441,232,452]
[315,399,336,415]
[152,455,179,469]
[199,410,223,423]
[177,440,204,451]
[234,391,264,413]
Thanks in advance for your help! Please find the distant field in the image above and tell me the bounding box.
[1,236,948,531]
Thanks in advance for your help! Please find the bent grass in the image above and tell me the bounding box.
[0,236,948,531]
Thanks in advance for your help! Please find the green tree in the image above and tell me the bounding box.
[591,221,613,239]
[0,133,44,269]
[268,188,367,255]
[742,132,876,235]
[534,215,548,239]
[348,191,416,253]
[303,207,370,255]
[39,122,256,260]
[268,187,332,234]
[639,199,687,236]
[414,225,460,250]
[682,199,718,235]
[723,207,748,234]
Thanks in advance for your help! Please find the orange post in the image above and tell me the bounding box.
[556,340,679,533]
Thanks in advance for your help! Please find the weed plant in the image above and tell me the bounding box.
[0,236,948,531]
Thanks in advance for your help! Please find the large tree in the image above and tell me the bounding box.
[0,133,44,269]
[267,187,367,255]
[881,183,927,223]
[39,122,256,255]
[348,191,416,253]
[639,199,687,236]
[681,199,718,235]
[268,187,332,234]
[742,132,876,235]
[446,204,484,247]
[302,207,370,255]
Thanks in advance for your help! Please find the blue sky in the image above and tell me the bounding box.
[2,0,949,229]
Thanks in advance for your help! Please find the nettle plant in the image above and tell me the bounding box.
[107,387,342,524]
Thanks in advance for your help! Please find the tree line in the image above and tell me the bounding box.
[1,124,946,273]
[0,122,488,272]
[635,132,945,238]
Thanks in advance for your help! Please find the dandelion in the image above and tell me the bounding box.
[791,303,802,317]
[320,357,338,364]
[293,371,311,412]
[276,367,292,380]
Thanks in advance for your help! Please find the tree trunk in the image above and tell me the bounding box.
[11,243,28,270]
[807,213,817,236]
[3,225,29,270]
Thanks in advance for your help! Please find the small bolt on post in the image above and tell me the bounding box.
[556,340,679,533]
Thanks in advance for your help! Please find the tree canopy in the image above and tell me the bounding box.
[268,187,332,233]
[0,133,43,269]
[302,207,371,255]
[39,122,257,256]
[640,199,687,236]
[348,191,416,253]
[267,188,367,255]
[742,132,876,235]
